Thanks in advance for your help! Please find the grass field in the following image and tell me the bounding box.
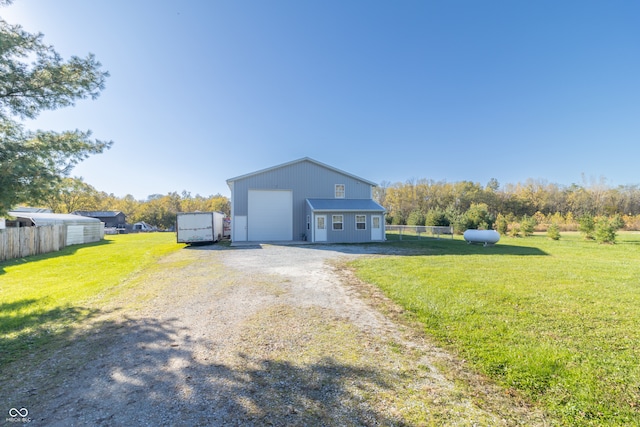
[0,233,184,366]
[3,230,639,424]
[352,232,640,426]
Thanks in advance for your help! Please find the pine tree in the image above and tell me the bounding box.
[0,4,112,215]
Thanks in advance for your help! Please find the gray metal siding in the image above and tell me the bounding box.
[232,160,374,241]
[66,223,103,245]
[83,223,104,244]
[325,212,378,243]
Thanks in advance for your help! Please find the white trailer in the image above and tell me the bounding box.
[176,212,224,244]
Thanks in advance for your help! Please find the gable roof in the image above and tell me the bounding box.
[226,157,378,187]
[306,198,385,212]
[73,211,125,217]
[11,206,53,213]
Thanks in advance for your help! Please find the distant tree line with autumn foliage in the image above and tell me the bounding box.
[30,177,230,230]
[23,175,640,241]
[373,177,640,239]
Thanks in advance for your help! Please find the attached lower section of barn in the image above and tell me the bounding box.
[305,199,385,243]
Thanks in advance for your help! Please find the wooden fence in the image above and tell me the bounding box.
[0,225,67,261]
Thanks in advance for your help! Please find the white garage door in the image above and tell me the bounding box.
[248,190,293,241]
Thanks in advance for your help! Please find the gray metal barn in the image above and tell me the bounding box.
[226,157,385,243]
[72,210,126,228]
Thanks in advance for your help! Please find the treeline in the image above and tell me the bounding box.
[26,176,640,234]
[34,178,230,230]
[374,177,640,233]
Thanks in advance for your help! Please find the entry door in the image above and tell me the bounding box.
[371,215,384,240]
[315,215,327,242]
[233,215,247,242]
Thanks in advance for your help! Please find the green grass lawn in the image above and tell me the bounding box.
[352,232,640,426]
[0,233,183,366]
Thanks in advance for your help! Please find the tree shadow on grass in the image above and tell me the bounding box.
[288,237,549,257]
[383,237,549,256]
[2,314,411,426]
[0,298,99,366]
[195,238,548,258]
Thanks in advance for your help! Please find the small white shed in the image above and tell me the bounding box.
[8,211,104,245]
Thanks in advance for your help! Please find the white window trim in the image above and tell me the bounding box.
[332,214,344,231]
[335,184,345,199]
[356,214,367,230]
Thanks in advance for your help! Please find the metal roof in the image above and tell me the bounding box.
[306,198,385,212]
[73,211,124,217]
[226,157,378,187]
[9,212,101,226]
[11,206,53,213]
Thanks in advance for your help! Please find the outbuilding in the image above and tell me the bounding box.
[226,157,385,243]
[8,211,104,245]
[73,211,126,228]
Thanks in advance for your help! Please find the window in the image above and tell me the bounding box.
[332,215,343,230]
[356,215,366,230]
[335,184,345,198]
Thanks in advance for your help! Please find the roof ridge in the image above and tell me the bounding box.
[226,157,377,187]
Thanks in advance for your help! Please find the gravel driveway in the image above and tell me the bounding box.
[2,243,547,426]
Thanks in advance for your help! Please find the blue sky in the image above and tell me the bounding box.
[3,1,639,199]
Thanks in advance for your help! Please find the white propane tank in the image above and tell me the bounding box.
[463,229,500,246]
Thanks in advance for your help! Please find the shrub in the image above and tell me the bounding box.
[533,211,546,228]
[425,208,449,226]
[621,214,640,230]
[406,210,426,226]
[391,215,405,225]
[452,215,472,234]
[547,223,561,240]
[466,203,494,230]
[521,215,536,237]
[579,214,595,240]
[595,217,617,244]
[611,214,625,230]
[509,223,521,238]
[549,212,564,229]
[495,213,508,235]
[565,212,576,230]
[445,205,467,234]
